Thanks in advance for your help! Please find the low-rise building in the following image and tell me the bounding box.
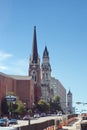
[0,72,34,109]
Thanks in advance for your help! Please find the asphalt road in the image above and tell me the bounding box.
[0,115,81,130]
[0,115,62,130]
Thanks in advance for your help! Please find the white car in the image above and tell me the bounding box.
[33,113,40,118]
[57,113,62,116]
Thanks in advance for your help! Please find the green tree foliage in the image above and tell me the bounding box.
[6,92,26,115]
[50,95,62,112]
[14,100,25,115]
[37,99,49,113]
[1,92,26,116]
[53,95,60,103]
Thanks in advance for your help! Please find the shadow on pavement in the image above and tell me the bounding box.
[67,119,79,126]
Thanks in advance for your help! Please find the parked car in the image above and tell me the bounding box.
[40,113,46,117]
[0,118,9,126]
[23,115,31,120]
[9,118,18,125]
[57,111,62,116]
[57,113,62,116]
[33,113,40,118]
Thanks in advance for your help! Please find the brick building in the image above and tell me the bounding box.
[0,73,34,109]
[0,26,41,111]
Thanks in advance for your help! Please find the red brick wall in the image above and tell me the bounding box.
[0,75,6,105]
[14,79,34,108]
[0,74,34,109]
[29,64,41,103]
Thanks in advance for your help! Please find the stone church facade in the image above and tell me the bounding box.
[41,46,51,102]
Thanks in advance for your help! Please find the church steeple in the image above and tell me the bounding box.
[67,90,72,95]
[41,46,51,102]
[32,26,38,63]
[29,26,41,104]
[43,46,49,58]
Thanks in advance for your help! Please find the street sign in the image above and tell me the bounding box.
[5,95,16,102]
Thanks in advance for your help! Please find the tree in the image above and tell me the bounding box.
[6,92,26,115]
[37,99,49,113]
[14,100,26,115]
[51,95,62,112]
[53,95,60,103]
[1,92,26,116]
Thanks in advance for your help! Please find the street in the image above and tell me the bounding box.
[0,115,81,130]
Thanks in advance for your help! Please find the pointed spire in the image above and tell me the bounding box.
[43,46,49,57]
[67,90,72,95]
[32,26,38,63]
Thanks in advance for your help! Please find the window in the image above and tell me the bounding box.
[32,71,37,84]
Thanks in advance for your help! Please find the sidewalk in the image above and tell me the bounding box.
[62,117,81,130]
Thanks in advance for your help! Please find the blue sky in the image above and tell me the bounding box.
[0,0,87,112]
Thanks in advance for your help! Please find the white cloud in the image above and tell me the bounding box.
[0,51,28,75]
[0,51,12,61]
[0,65,8,70]
[0,51,12,72]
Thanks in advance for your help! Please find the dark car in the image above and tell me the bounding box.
[40,113,46,117]
[0,118,9,126]
[9,118,18,125]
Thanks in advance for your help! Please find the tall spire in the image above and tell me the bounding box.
[32,26,38,63]
[29,26,41,104]
[43,46,49,58]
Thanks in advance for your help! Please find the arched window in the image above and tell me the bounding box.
[32,71,37,84]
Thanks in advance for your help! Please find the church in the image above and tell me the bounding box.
[0,26,67,113]
[0,26,41,110]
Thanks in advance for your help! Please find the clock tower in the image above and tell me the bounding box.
[41,46,51,101]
